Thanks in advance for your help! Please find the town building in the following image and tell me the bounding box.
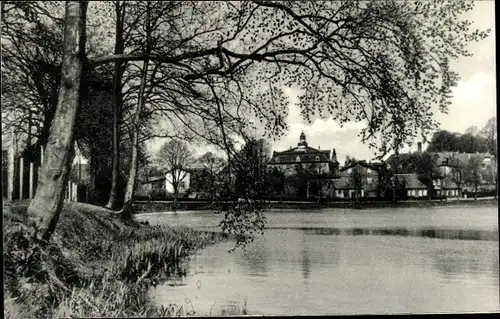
[333,161,380,199]
[266,132,340,177]
[135,168,191,198]
[395,173,429,198]
[384,143,497,198]
[433,151,496,194]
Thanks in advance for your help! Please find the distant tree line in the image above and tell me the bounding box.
[426,117,497,155]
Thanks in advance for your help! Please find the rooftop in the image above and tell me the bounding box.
[269,132,339,164]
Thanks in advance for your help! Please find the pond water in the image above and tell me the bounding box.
[139,206,499,316]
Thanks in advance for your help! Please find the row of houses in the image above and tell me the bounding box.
[135,133,497,201]
[307,151,495,200]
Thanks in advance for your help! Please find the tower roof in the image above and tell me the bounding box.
[298,131,307,147]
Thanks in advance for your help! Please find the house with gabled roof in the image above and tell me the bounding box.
[333,161,380,198]
[395,173,429,198]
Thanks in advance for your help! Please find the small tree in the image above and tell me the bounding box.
[349,166,366,201]
[463,156,482,200]
[195,151,226,199]
[447,157,466,199]
[263,167,285,201]
[156,139,193,203]
[411,152,441,200]
[232,138,271,200]
[284,163,310,200]
[481,117,497,199]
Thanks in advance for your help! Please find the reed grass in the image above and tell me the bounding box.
[3,201,224,318]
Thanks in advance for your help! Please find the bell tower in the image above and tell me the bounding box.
[298,131,308,148]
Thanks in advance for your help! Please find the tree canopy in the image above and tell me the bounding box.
[426,122,493,154]
[3,1,491,158]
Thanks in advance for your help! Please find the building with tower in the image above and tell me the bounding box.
[266,131,340,177]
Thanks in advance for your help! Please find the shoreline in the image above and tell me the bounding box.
[133,198,498,213]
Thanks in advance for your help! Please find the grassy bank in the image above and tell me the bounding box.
[3,201,225,318]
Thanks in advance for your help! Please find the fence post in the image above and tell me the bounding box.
[67,181,71,202]
[19,157,24,200]
[29,162,34,198]
[7,133,15,201]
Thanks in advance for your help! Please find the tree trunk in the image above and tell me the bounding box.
[27,1,88,242]
[7,129,16,201]
[173,187,178,211]
[428,177,432,201]
[120,60,149,219]
[106,1,125,210]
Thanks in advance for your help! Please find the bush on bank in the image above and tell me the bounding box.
[3,201,224,318]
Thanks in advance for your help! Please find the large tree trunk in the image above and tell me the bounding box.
[120,60,149,219]
[27,1,88,242]
[106,1,125,210]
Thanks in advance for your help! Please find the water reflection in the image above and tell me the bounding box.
[301,246,310,282]
[147,208,499,315]
[297,226,498,241]
[432,246,500,279]
[238,240,269,277]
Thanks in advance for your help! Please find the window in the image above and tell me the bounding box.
[367,177,373,184]
[315,156,320,161]
[296,156,301,162]
[347,168,352,174]
[367,168,371,174]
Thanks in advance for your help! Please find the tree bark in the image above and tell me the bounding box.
[106,1,125,210]
[27,1,88,242]
[120,60,149,219]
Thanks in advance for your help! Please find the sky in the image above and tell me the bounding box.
[148,1,496,165]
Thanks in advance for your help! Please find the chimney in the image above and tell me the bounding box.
[318,145,320,150]
[417,142,422,153]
